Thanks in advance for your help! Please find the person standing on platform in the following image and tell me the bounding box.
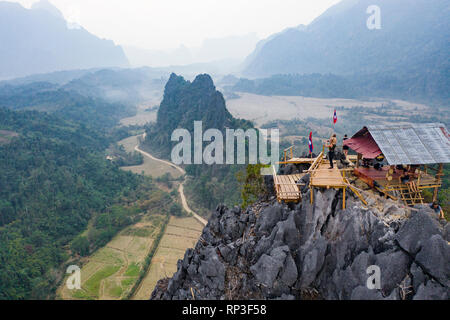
[326,134,337,169]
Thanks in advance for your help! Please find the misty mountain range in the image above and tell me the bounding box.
[243,0,450,78]
[124,33,260,67]
[0,0,128,79]
[0,0,448,106]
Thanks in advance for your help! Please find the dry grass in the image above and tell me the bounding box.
[165,225,203,239]
[226,93,429,126]
[118,135,182,179]
[58,215,164,300]
[120,110,157,126]
[132,216,202,300]
[120,100,160,126]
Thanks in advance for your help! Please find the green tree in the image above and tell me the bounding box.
[71,236,90,257]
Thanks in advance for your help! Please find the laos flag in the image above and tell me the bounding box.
[333,109,338,124]
[308,132,313,154]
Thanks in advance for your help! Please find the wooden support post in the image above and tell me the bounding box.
[343,187,346,210]
[417,167,421,186]
[310,187,314,205]
[356,153,362,168]
[433,163,444,202]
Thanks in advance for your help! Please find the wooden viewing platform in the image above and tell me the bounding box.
[273,122,449,212]
[279,155,358,165]
[354,166,442,205]
[274,150,351,209]
[354,166,441,190]
[344,123,448,207]
[273,166,305,203]
[308,151,348,209]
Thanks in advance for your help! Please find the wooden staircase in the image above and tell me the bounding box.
[343,177,368,206]
[399,181,424,206]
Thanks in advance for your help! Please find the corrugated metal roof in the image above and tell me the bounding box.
[344,129,383,159]
[366,123,450,165]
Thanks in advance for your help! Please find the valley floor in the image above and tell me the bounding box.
[58,214,165,300]
[58,134,205,300]
[119,135,182,179]
[132,216,202,300]
[226,92,432,127]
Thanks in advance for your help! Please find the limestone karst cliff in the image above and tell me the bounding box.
[151,175,449,300]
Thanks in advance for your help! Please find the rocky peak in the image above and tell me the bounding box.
[146,73,235,156]
[191,74,216,92]
[31,0,64,19]
[164,73,188,96]
[151,177,449,300]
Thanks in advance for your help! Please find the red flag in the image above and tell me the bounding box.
[333,109,338,124]
[308,132,313,154]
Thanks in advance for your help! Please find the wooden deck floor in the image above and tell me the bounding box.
[310,162,346,188]
[274,173,305,202]
[281,155,358,165]
[354,166,442,205]
[354,167,439,189]
[279,157,316,165]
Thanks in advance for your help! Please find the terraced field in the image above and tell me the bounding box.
[132,216,203,300]
[59,135,205,300]
[58,215,165,300]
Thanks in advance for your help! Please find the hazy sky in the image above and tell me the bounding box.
[11,0,341,50]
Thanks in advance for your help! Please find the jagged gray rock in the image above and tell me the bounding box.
[375,250,411,294]
[413,281,449,300]
[395,210,441,254]
[255,204,283,237]
[415,235,450,287]
[151,185,449,300]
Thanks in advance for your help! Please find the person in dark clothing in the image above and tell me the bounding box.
[400,172,410,184]
[374,154,385,171]
[397,165,408,174]
[362,158,372,168]
[374,163,382,170]
[326,134,337,169]
[431,201,445,220]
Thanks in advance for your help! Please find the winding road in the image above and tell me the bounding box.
[134,137,207,226]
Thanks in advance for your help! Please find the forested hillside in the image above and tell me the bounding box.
[0,82,134,129]
[0,67,183,299]
[0,108,135,298]
[0,67,170,128]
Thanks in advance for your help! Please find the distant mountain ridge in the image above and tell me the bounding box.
[124,33,260,68]
[243,0,450,78]
[0,1,129,79]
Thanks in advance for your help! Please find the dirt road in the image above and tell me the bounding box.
[134,140,207,226]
